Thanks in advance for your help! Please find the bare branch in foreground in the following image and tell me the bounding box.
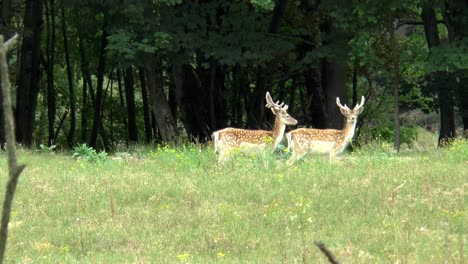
[314,240,340,264]
[0,33,26,264]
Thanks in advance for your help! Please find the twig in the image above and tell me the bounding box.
[314,241,340,264]
[0,33,26,263]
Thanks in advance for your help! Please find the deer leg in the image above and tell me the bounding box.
[329,144,340,160]
[287,148,306,165]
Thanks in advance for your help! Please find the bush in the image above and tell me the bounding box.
[72,143,108,162]
[361,125,419,147]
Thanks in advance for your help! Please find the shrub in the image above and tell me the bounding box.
[72,143,108,162]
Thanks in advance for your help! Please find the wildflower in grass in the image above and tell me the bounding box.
[217,250,230,257]
[177,253,190,262]
[34,242,53,252]
[277,173,284,183]
[59,245,70,255]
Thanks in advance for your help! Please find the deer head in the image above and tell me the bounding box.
[265,92,298,125]
[336,96,365,124]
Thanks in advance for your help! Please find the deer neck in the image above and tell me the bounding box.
[342,119,357,143]
[271,115,286,149]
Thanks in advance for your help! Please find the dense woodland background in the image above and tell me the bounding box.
[0,0,467,151]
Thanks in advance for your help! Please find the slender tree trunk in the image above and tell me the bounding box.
[15,0,44,146]
[116,69,127,131]
[444,0,468,135]
[138,67,152,143]
[61,5,76,147]
[109,79,114,142]
[45,0,57,146]
[145,57,178,142]
[124,66,138,143]
[77,17,95,105]
[89,14,108,148]
[208,60,217,130]
[352,65,358,106]
[288,77,297,116]
[231,64,245,127]
[81,77,87,143]
[387,18,401,152]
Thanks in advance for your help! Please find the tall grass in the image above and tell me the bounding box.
[0,139,466,263]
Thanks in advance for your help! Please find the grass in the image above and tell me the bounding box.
[0,138,467,263]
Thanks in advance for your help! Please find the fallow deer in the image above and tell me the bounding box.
[286,96,365,164]
[212,92,297,162]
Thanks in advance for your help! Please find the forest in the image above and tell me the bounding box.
[0,0,467,151]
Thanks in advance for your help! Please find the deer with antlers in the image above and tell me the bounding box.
[212,92,297,162]
[286,96,365,164]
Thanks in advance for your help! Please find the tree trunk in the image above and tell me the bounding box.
[145,57,178,142]
[124,66,138,143]
[388,18,401,152]
[444,0,468,135]
[305,66,327,128]
[61,5,76,147]
[437,73,456,143]
[0,0,12,39]
[116,69,128,132]
[208,60,217,130]
[89,14,108,148]
[81,77,87,143]
[248,0,289,128]
[421,2,456,144]
[15,0,44,146]
[214,64,227,130]
[231,64,246,127]
[320,21,348,129]
[45,0,56,146]
[77,17,95,105]
[138,67,152,143]
[172,63,209,141]
[247,66,267,128]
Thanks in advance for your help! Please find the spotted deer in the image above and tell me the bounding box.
[286,96,365,164]
[212,92,297,162]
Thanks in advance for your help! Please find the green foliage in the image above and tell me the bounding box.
[361,125,419,148]
[72,143,108,162]
[249,0,275,11]
[39,144,56,154]
[425,38,468,73]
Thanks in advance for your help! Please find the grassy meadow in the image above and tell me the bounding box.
[0,136,467,263]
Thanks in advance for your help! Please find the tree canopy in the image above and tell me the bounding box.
[1,0,467,149]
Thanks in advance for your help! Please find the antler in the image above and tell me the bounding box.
[336,96,366,111]
[265,92,288,111]
[336,97,351,111]
[354,96,365,110]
